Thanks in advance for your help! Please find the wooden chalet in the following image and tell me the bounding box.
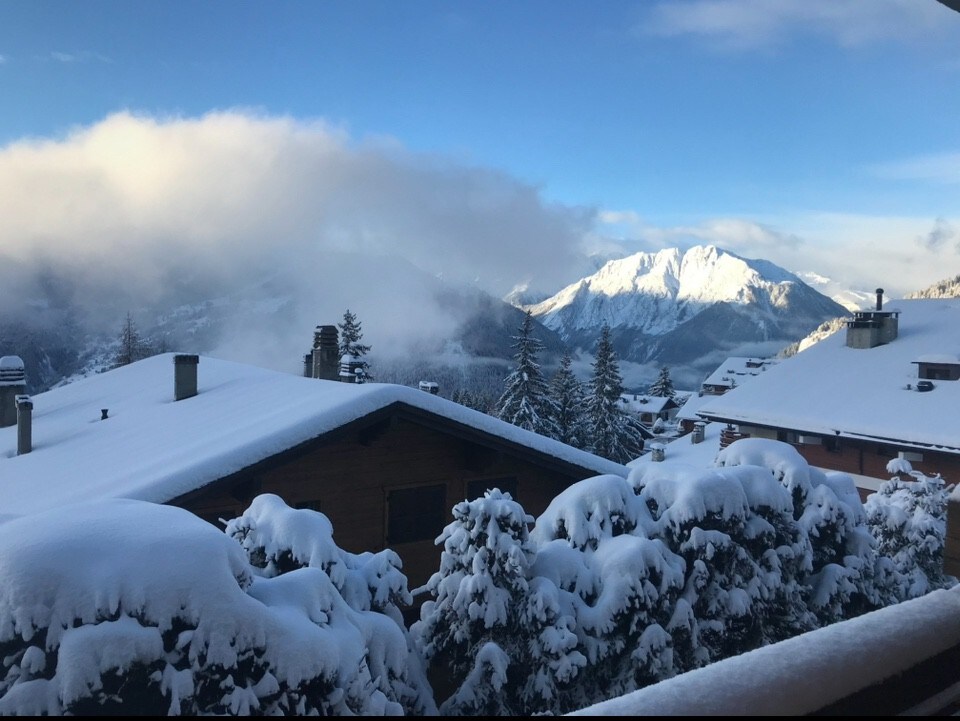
[0,352,626,610]
[696,294,960,500]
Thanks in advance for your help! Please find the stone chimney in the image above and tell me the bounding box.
[845,286,899,349]
[0,356,26,429]
[174,354,199,401]
[650,443,665,462]
[311,325,339,381]
[691,422,705,444]
[16,395,32,455]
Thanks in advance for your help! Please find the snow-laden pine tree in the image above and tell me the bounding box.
[494,310,560,438]
[530,475,688,704]
[0,499,424,716]
[715,438,886,627]
[549,350,588,449]
[338,309,372,381]
[865,459,957,598]
[630,460,815,670]
[586,324,645,463]
[647,366,676,399]
[224,494,436,715]
[412,489,584,716]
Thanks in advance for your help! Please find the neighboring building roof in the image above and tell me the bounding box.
[0,354,627,517]
[674,392,717,423]
[626,421,722,470]
[696,299,960,454]
[619,394,677,415]
[700,356,778,390]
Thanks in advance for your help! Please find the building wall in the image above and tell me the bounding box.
[174,416,589,593]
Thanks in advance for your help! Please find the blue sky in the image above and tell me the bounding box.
[1,0,959,299]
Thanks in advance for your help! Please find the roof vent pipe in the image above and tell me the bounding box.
[16,395,32,455]
[876,288,884,311]
[174,354,199,401]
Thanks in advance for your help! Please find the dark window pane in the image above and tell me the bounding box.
[388,485,446,544]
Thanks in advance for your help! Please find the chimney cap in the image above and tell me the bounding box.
[0,356,24,371]
[173,354,199,365]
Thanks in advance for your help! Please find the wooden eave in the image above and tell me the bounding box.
[169,400,619,508]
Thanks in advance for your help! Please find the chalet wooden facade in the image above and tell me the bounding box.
[715,421,960,501]
[171,401,614,593]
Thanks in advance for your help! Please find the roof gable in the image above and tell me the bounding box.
[0,354,626,517]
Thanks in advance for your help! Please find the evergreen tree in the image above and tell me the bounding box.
[865,460,957,598]
[586,324,644,463]
[648,366,676,399]
[412,490,584,715]
[494,311,559,438]
[549,351,588,449]
[113,312,153,368]
[338,309,373,382]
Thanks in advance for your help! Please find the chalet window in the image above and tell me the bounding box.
[778,430,800,444]
[295,499,323,512]
[387,484,446,544]
[466,476,518,502]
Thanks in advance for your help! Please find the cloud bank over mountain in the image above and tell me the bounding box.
[0,110,596,368]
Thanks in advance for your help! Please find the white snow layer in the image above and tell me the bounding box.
[0,353,626,517]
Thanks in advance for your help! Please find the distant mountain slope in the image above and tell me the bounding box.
[906,274,960,299]
[1,253,565,395]
[526,245,846,384]
[794,271,875,312]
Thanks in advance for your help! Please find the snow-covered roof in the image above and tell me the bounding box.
[618,394,674,414]
[626,422,722,470]
[697,299,960,453]
[0,354,626,517]
[700,356,777,389]
[913,353,960,365]
[673,391,717,422]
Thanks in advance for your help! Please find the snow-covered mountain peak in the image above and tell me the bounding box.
[528,244,803,333]
[525,244,846,386]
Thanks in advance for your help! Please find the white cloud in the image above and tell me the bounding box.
[641,0,953,51]
[50,50,111,63]
[870,151,960,184]
[0,110,595,366]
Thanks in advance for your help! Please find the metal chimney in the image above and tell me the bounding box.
[0,356,26,429]
[16,395,32,455]
[174,354,199,401]
[651,443,665,462]
[876,288,884,311]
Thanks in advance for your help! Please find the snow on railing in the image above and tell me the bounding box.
[567,585,960,716]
